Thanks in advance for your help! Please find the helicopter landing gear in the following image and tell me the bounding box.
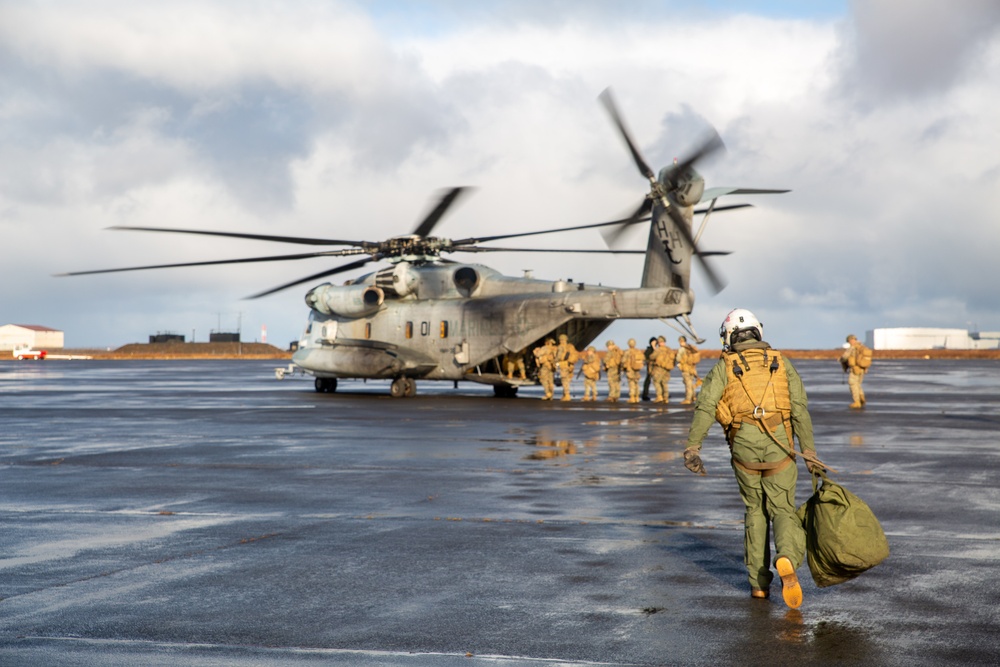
[314,377,338,393]
[493,384,519,398]
[391,377,416,398]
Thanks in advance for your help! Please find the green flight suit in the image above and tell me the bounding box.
[686,340,817,592]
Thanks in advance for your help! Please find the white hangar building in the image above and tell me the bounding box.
[0,324,65,351]
[867,328,1000,350]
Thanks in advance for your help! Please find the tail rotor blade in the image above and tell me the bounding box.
[663,204,726,294]
[599,88,655,181]
[660,129,725,188]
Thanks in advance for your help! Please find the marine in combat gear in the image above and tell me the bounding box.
[683,308,824,609]
[649,335,674,404]
[840,334,872,408]
[533,338,557,400]
[555,334,580,402]
[581,346,601,401]
[675,335,702,405]
[504,349,527,381]
[623,338,646,404]
[603,340,624,403]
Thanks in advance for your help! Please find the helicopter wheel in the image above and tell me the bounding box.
[403,378,417,397]
[390,377,408,398]
[493,384,519,398]
[315,377,338,393]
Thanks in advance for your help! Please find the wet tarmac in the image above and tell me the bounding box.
[1,358,999,666]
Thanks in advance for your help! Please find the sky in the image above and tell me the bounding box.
[2,0,999,350]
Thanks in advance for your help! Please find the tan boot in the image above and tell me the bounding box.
[776,556,802,609]
[849,401,862,409]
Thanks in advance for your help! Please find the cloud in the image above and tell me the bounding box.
[2,1,999,349]
[838,0,1000,101]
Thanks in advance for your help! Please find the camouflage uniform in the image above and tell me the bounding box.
[685,340,818,596]
[533,339,557,400]
[603,340,623,402]
[504,349,527,380]
[649,336,674,403]
[555,334,579,402]
[675,336,701,405]
[581,346,601,401]
[623,339,646,404]
[839,334,870,408]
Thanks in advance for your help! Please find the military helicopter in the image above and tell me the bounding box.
[61,89,786,398]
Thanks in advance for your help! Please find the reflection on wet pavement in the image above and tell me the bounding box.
[2,359,1000,665]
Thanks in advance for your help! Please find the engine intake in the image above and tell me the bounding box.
[306,283,385,318]
[453,266,480,296]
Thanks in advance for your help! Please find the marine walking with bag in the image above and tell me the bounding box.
[682,308,826,609]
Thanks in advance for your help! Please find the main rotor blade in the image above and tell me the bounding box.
[602,198,653,248]
[664,204,726,294]
[452,213,647,246]
[411,187,472,238]
[247,256,378,299]
[108,225,368,247]
[452,246,645,254]
[55,249,368,277]
[599,88,655,181]
[452,203,749,248]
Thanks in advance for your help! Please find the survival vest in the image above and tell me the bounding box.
[715,347,794,446]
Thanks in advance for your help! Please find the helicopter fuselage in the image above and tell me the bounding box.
[292,260,692,385]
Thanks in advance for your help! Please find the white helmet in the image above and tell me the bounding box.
[720,308,763,350]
